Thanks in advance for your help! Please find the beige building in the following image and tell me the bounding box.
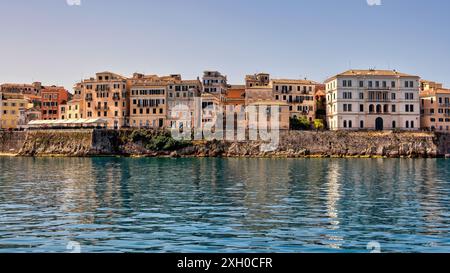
[245,73,270,88]
[80,72,129,129]
[167,77,202,130]
[0,82,43,95]
[202,71,227,94]
[129,73,169,128]
[325,69,420,131]
[420,80,450,132]
[272,79,318,122]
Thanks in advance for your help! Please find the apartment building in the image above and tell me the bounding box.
[325,69,420,131]
[59,100,82,120]
[202,71,227,94]
[272,79,318,122]
[0,93,31,129]
[420,80,450,132]
[80,72,129,129]
[167,76,202,130]
[129,73,169,128]
[41,86,70,120]
[0,82,43,96]
[245,73,270,88]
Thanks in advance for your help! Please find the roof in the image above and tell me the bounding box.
[326,69,419,82]
[420,88,450,97]
[248,101,289,106]
[271,79,320,85]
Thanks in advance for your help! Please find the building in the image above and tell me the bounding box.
[272,79,318,123]
[245,85,274,104]
[420,80,450,132]
[0,82,43,96]
[202,71,227,94]
[325,69,420,131]
[59,100,83,120]
[80,72,129,129]
[166,76,202,130]
[246,101,290,130]
[0,93,31,129]
[245,73,270,88]
[129,73,170,128]
[41,86,70,120]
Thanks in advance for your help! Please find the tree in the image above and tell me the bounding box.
[314,119,325,130]
[290,116,311,130]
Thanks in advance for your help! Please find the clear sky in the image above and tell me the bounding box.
[1,0,450,91]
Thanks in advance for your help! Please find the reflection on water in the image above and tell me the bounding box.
[0,157,449,253]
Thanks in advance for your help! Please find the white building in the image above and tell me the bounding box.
[325,70,420,131]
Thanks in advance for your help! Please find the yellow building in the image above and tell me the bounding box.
[0,93,31,129]
[60,99,83,120]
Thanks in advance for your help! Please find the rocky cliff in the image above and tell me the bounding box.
[2,129,448,158]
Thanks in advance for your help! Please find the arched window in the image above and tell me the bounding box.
[360,120,364,129]
[384,104,389,113]
[392,121,396,129]
[376,104,382,113]
[406,121,410,128]
[411,121,414,128]
[369,104,374,113]
[343,120,347,128]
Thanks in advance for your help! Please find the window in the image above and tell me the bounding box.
[392,121,396,129]
[360,120,364,128]
[359,81,364,88]
[406,121,410,128]
[392,105,396,113]
[343,120,347,128]
[359,93,364,100]
[360,104,364,112]
[391,93,396,100]
[391,81,396,88]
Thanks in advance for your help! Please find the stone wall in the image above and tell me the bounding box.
[0,131,27,154]
[1,129,449,158]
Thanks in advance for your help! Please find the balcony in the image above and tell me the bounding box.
[95,106,110,111]
[365,87,391,91]
[366,98,391,103]
[439,103,450,108]
[113,94,121,101]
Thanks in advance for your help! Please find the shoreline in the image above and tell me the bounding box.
[1,129,449,159]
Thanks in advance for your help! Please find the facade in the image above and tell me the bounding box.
[59,100,82,120]
[0,82,43,96]
[325,69,420,131]
[41,86,69,120]
[202,71,227,94]
[245,85,274,104]
[245,73,270,88]
[0,93,31,129]
[420,80,450,132]
[167,77,202,130]
[272,79,318,122]
[247,101,290,130]
[129,73,171,129]
[80,72,129,129]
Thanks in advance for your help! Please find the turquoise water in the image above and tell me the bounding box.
[0,157,449,253]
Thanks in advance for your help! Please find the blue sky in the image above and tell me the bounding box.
[1,0,449,90]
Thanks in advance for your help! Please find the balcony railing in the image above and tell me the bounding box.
[366,98,391,102]
[366,87,391,91]
[95,106,110,111]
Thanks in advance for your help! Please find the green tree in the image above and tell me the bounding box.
[290,116,311,130]
[314,119,325,130]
